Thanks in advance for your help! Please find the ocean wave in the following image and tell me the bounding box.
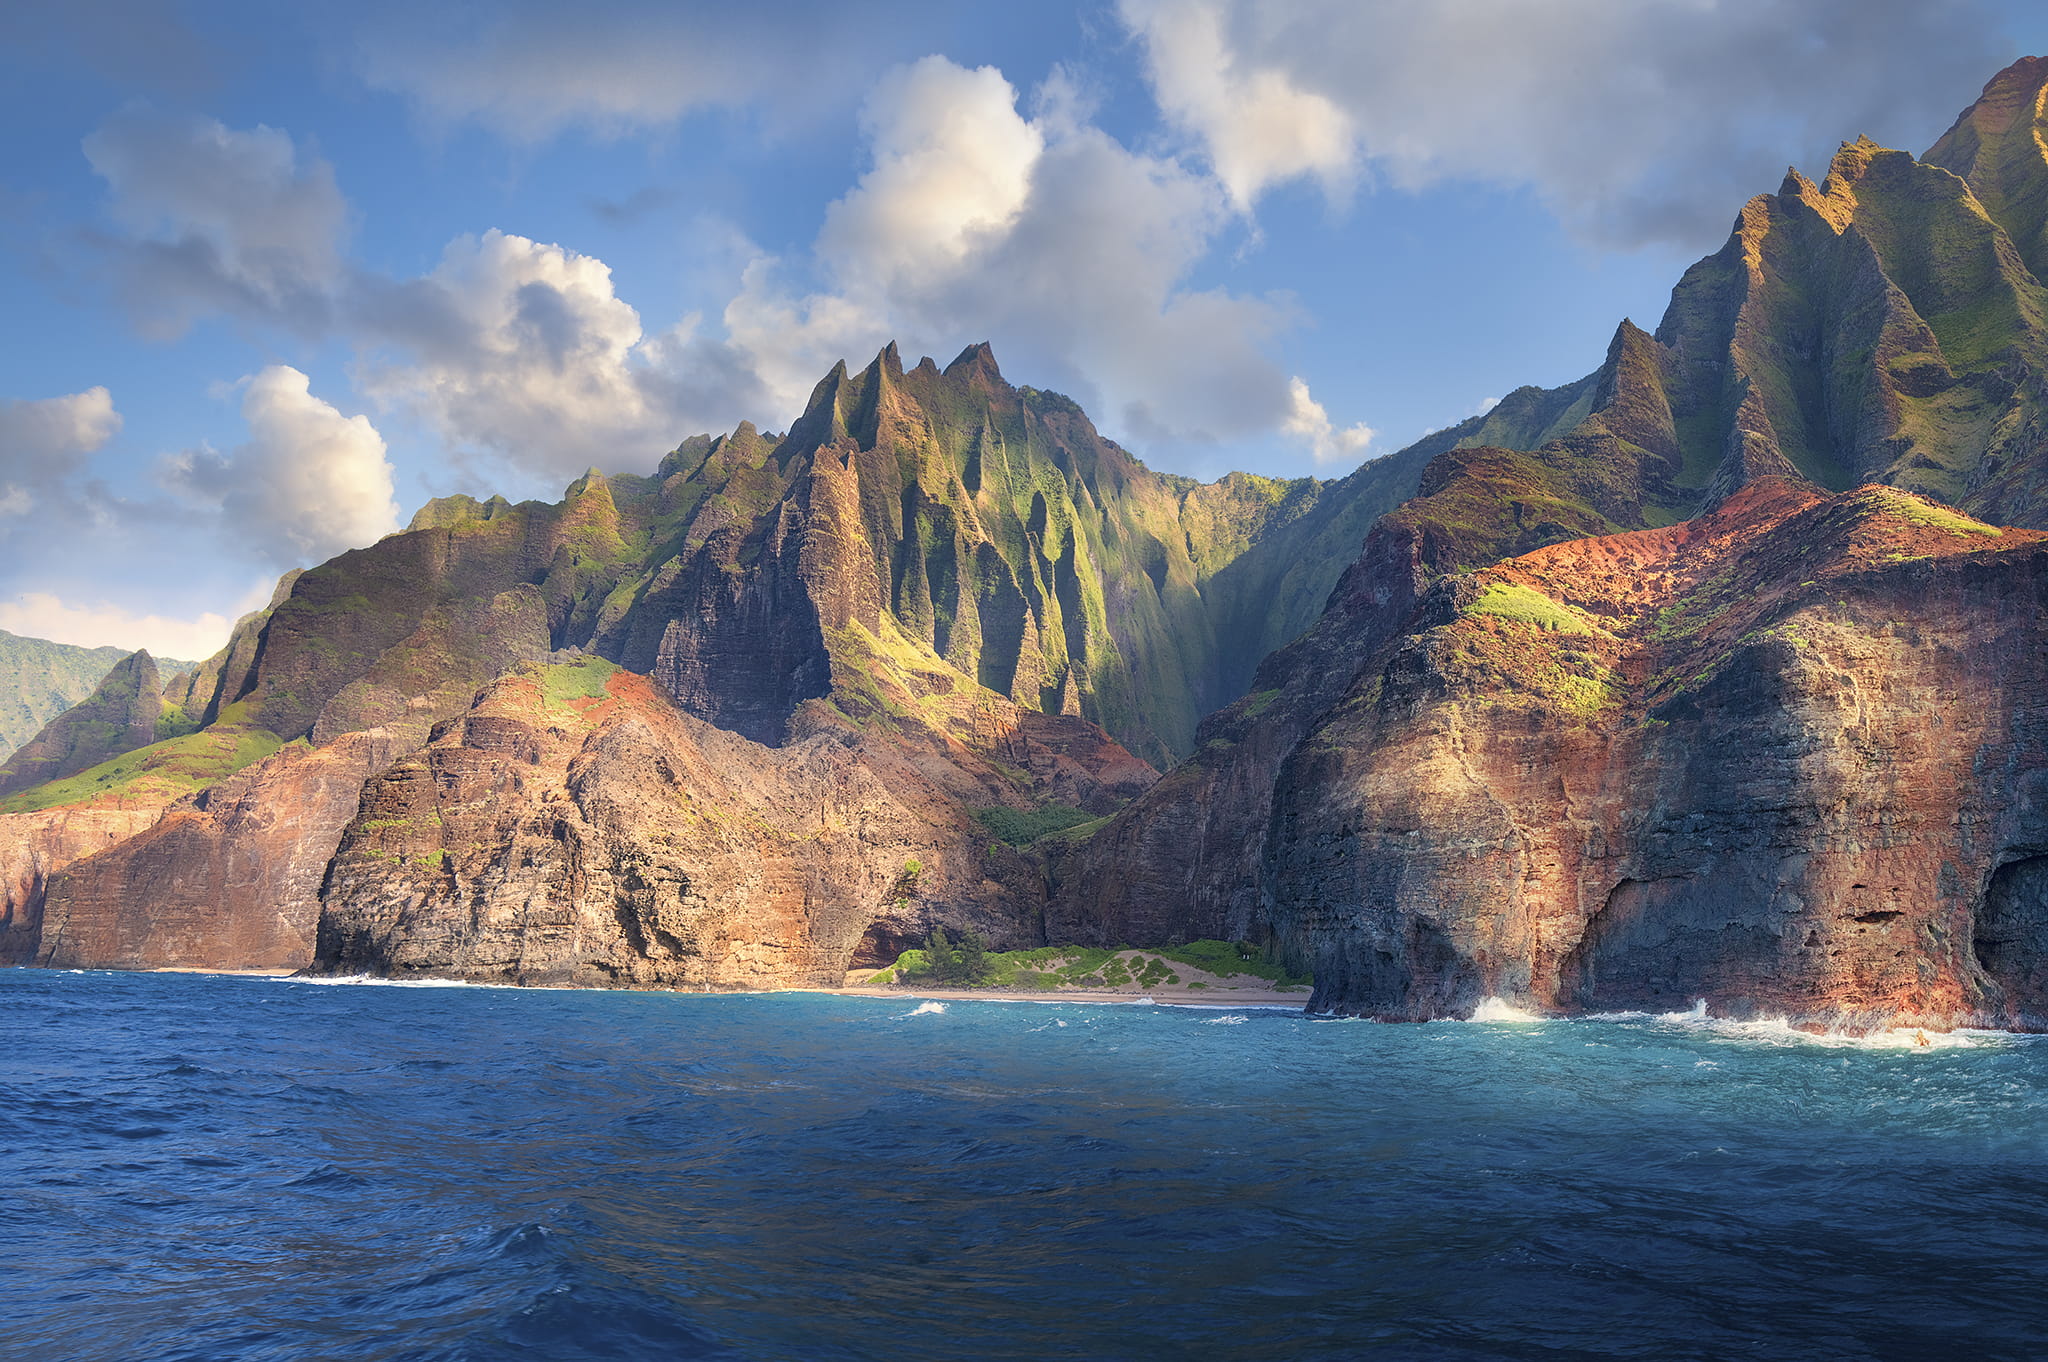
[1468,996,1544,1023]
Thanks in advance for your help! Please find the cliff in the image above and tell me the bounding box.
[311,658,1147,987]
[1050,57,2048,1029]
[1265,480,2048,1030]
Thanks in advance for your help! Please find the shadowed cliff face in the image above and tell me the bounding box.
[1264,480,2048,1029]
[34,731,410,973]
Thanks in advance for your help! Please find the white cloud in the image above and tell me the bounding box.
[0,387,121,465]
[724,56,1307,451]
[1119,0,1353,211]
[351,0,942,141]
[160,366,399,568]
[820,59,1047,286]
[0,387,123,516]
[1118,0,2005,248]
[0,584,268,662]
[1281,377,1374,466]
[354,229,770,483]
[83,106,348,334]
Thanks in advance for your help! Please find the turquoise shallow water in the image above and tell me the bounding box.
[4,971,2048,1360]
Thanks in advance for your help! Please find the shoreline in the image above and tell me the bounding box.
[816,984,1312,1009]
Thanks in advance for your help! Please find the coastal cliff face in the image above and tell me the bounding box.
[1050,57,2048,1027]
[311,659,1149,987]
[1266,480,2048,1028]
[33,730,410,972]
[0,805,166,965]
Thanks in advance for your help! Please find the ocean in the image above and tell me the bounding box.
[5,970,2046,1361]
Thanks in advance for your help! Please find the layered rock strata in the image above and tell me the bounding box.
[311,660,1151,987]
[34,730,410,972]
[1266,479,2048,1028]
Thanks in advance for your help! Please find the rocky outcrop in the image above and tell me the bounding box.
[33,730,409,971]
[310,661,1151,987]
[1264,479,2048,1029]
[0,804,166,964]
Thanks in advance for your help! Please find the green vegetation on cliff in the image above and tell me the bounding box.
[868,939,1311,990]
[0,710,284,813]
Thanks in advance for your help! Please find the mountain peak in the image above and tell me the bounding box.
[944,342,1003,384]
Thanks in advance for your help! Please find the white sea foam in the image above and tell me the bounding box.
[1469,996,1543,1023]
[1201,1014,1249,1025]
[907,1001,946,1016]
[1617,1001,2010,1050]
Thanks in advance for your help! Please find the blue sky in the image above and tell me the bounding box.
[2,0,2044,658]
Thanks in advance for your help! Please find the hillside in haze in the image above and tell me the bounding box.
[0,632,181,761]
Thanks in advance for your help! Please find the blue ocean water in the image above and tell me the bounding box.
[4,973,2047,1361]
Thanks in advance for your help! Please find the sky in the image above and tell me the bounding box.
[2,0,2045,660]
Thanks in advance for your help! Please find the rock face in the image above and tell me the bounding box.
[1049,439,1649,950]
[1052,56,2048,1028]
[1262,480,2048,1029]
[0,805,167,965]
[311,660,1151,987]
[33,730,410,972]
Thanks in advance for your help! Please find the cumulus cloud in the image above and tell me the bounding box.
[725,56,1317,454]
[1119,0,2006,247]
[1119,0,1353,211]
[0,387,122,516]
[355,230,772,482]
[83,105,348,335]
[0,586,268,662]
[351,0,942,140]
[1281,378,1374,466]
[75,67,1369,478]
[160,366,399,567]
